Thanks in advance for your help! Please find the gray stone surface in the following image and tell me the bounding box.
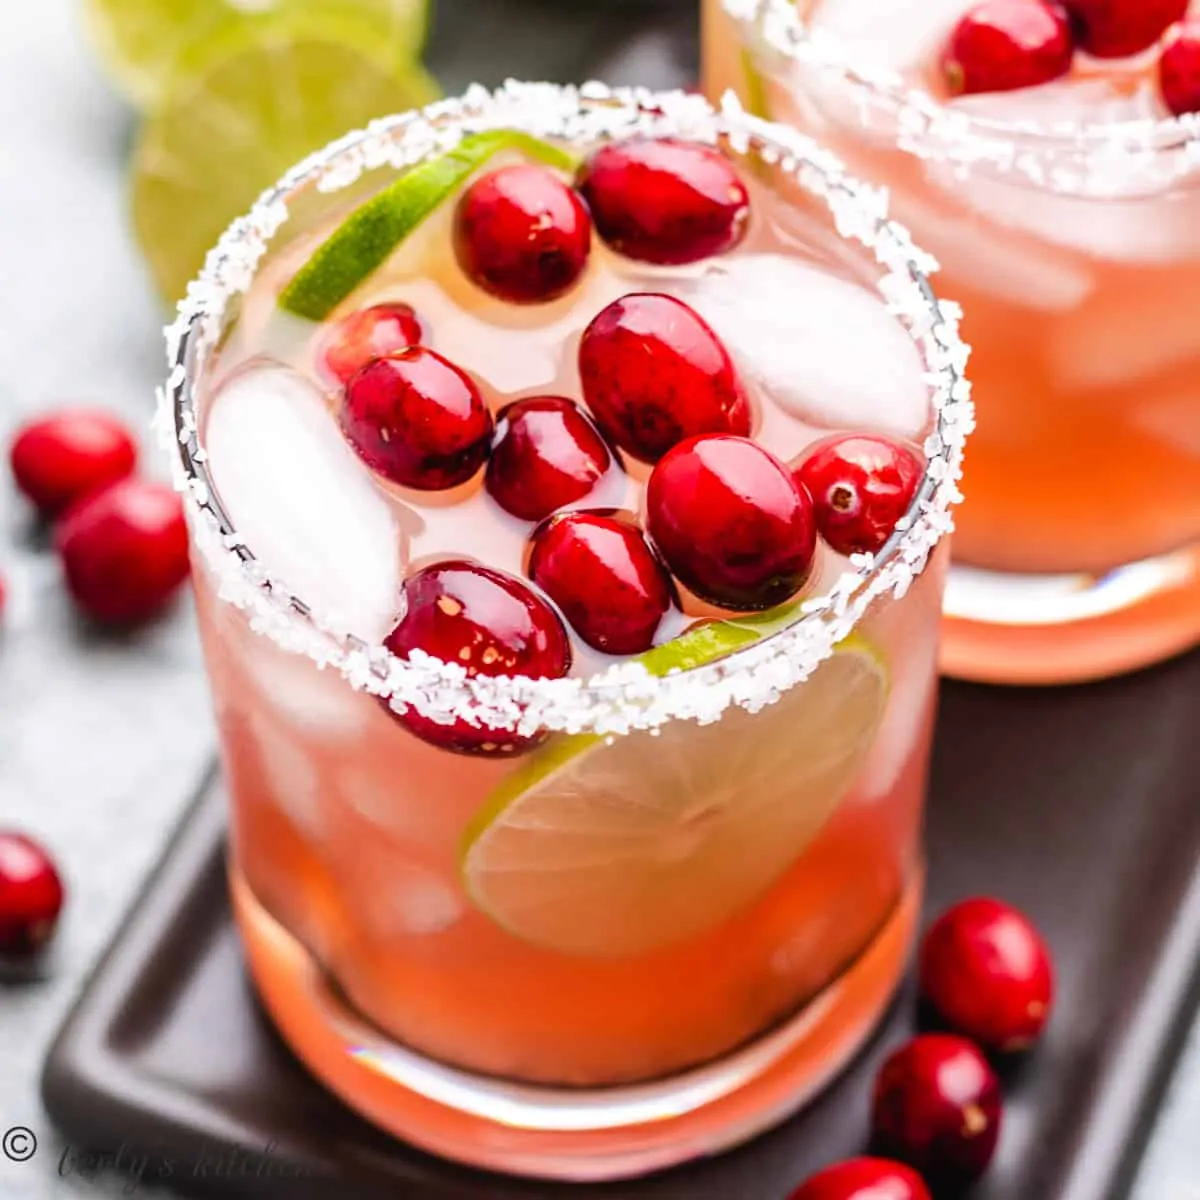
[0,2,1196,1198]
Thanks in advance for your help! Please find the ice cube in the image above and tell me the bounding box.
[250,711,325,838]
[205,362,402,641]
[383,866,464,936]
[676,254,930,440]
[809,0,976,74]
[948,76,1163,130]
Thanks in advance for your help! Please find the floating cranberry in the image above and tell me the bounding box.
[577,138,750,265]
[920,897,1054,1053]
[56,478,189,624]
[486,396,612,522]
[0,832,65,956]
[383,561,571,755]
[794,434,924,557]
[341,348,493,491]
[788,1157,932,1200]
[646,434,816,612]
[454,164,591,303]
[871,1034,1003,1187]
[10,409,138,517]
[528,511,674,655]
[1160,22,1200,115]
[942,0,1075,96]
[579,293,750,464]
[1062,0,1187,57]
[317,303,423,387]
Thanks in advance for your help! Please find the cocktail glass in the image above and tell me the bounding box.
[159,81,969,1180]
[705,0,1200,683]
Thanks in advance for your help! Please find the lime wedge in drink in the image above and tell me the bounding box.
[460,625,889,958]
[279,131,578,321]
[83,0,429,109]
[130,16,439,304]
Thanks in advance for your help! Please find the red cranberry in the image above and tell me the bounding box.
[10,409,138,517]
[341,348,494,491]
[920,897,1054,1052]
[1062,0,1187,57]
[579,293,750,464]
[794,434,924,557]
[0,832,65,956]
[1160,22,1200,115]
[871,1034,1003,1187]
[486,396,612,522]
[317,303,423,388]
[788,1158,932,1200]
[942,1,1075,96]
[56,478,190,624]
[528,511,674,655]
[646,434,816,612]
[383,561,571,755]
[577,138,750,265]
[454,164,591,303]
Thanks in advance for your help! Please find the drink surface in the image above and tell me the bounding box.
[708,0,1200,578]
[188,109,947,1088]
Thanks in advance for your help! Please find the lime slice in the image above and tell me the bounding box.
[279,131,579,321]
[461,626,889,958]
[84,0,429,110]
[131,17,439,304]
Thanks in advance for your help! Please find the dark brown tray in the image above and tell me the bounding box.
[41,657,1200,1200]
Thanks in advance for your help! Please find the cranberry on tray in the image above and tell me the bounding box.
[486,396,612,522]
[579,293,750,464]
[454,164,591,303]
[787,1157,931,1200]
[341,347,494,491]
[646,434,816,612]
[317,302,423,388]
[528,511,675,655]
[577,137,750,265]
[383,561,571,755]
[920,896,1054,1052]
[871,1034,1003,1187]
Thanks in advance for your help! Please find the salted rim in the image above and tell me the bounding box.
[156,80,972,739]
[726,0,1200,192]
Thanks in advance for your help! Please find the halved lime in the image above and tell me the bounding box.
[130,17,439,304]
[279,131,579,321]
[461,627,889,958]
[84,0,429,109]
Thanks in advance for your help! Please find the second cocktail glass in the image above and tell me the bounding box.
[707,0,1200,683]
[161,82,969,1180]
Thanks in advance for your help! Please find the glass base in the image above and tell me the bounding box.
[940,541,1200,685]
[229,865,921,1182]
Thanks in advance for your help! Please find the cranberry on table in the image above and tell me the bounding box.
[341,348,494,491]
[56,478,190,624]
[528,511,674,655]
[578,293,750,464]
[794,434,924,557]
[1160,22,1200,116]
[871,1034,1003,1187]
[317,302,423,387]
[577,137,750,265]
[486,396,612,522]
[383,561,571,755]
[920,897,1054,1053]
[10,409,138,517]
[646,434,816,612]
[942,0,1075,96]
[0,832,65,956]
[454,164,591,303]
[787,1157,931,1200]
[1062,0,1188,57]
